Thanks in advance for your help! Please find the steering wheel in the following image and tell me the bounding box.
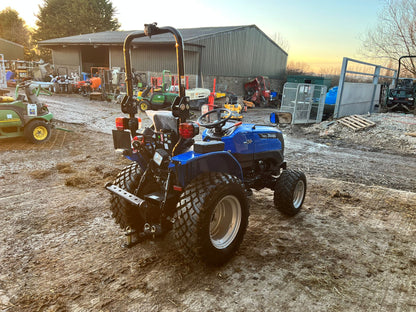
[197,108,232,131]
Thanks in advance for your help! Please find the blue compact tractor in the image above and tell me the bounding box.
[106,24,306,265]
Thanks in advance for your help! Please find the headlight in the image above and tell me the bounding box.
[388,97,394,100]
[408,98,414,101]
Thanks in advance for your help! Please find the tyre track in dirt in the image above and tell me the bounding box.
[1,94,415,311]
[285,137,416,192]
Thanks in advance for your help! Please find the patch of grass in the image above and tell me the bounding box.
[56,162,75,173]
[65,172,94,188]
[29,169,52,179]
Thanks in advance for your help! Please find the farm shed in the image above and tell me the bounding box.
[0,38,24,60]
[38,25,287,92]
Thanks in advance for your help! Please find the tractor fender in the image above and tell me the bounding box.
[23,112,54,125]
[170,151,243,188]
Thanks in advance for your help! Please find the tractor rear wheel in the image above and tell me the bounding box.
[173,172,249,266]
[110,163,145,232]
[274,169,306,216]
[24,120,51,144]
[139,99,150,112]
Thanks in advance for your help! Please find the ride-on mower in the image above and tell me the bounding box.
[0,82,53,143]
[106,23,307,265]
[137,69,211,111]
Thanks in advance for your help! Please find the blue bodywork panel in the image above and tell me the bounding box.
[171,151,243,187]
[203,123,283,154]
[128,122,284,188]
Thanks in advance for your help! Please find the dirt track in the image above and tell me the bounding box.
[0,94,415,311]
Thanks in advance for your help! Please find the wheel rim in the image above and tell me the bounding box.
[33,125,48,141]
[140,101,148,111]
[209,195,241,249]
[293,180,305,209]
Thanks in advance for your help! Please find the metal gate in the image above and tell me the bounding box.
[0,54,6,89]
[280,82,327,124]
[335,58,396,118]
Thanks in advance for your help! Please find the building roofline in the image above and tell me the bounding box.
[37,25,287,55]
[0,38,24,48]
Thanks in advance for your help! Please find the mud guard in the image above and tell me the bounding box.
[171,151,243,188]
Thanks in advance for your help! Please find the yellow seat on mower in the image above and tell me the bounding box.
[0,96,15,103]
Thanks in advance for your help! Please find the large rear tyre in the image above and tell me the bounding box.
[24,120,51,144]
[173,173,249,266]
[274,169,306,216]
[110,163,145,232]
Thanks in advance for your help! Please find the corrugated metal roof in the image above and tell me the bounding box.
[0,38,24,48]
[39,25,258,46]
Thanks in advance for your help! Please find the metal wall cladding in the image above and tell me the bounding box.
[53,48,80,66]
[125,47,199,75]
[0,39,24,60]
[189,26,287,78]
[48,26,287,79]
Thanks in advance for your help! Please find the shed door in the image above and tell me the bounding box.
[81,46,109,74]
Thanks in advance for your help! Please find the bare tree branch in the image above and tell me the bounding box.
[360,0,416,76]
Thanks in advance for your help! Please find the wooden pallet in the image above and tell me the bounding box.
[337,115,376,131]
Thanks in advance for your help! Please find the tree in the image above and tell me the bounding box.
[361,0,416,76]
[0,7,30,47]
[271,32,290,53]
[286,61,311,75]
[33,0,120,42]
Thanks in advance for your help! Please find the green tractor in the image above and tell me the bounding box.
[0,82,53,143]
[137,70,178,112]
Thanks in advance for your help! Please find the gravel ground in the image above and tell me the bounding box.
[0,92,415,311]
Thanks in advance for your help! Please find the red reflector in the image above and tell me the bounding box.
[179,123,196,139]
[173,185,183,191]
[115,117,124,130]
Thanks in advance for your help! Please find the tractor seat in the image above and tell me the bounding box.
[25,85,39,104]
[151,111,179,134]
[0,96,15,103]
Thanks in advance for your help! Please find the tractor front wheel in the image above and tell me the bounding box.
[139,99,150,112]
[24,120,51,144]
[274,169,306,216]
[174,173,249,266]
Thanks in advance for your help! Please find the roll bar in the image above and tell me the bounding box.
[121,23,189,132]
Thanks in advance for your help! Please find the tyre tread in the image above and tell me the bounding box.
[174,172,248,265]
[274,169,306,216]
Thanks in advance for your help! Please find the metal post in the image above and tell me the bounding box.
[334,57,348,118]
[369,65,380,114]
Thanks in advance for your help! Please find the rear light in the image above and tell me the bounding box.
[115,117,125,130]
[173,185,183,191]
[115,117,142,131]
[179,122,199,139]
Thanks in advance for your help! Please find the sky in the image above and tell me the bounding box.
[1,0,384,72]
